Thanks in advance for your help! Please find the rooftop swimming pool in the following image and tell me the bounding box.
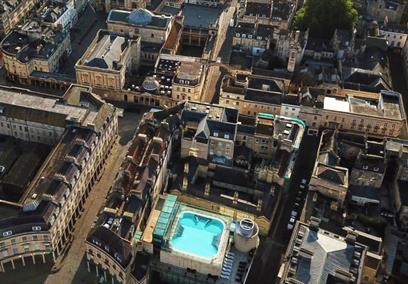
[170,211,225,259]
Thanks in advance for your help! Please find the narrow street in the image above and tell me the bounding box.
[44,140,130,284]
[0,112,141,284]
[44,112,142,284]
[247,131,320,284]
[211,0,236,61]
[201,66,221,103]
[201,0,237,103]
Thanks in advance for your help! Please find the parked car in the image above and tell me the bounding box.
[287,217,295,230]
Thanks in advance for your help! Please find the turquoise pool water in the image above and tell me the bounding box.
[170,211,224,258]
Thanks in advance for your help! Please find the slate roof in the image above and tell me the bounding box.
[88,226,132,268]
[107,9,169,28]
[182,4,222,28]
[290,224,365,284]
[316,164,348,185]
[85,34,127,70]
[349,185,381,202]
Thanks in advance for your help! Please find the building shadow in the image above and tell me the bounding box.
[0,254,53,284]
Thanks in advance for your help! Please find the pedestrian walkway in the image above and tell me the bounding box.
[44,140,130,284]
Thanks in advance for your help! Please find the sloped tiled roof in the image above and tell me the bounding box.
[316,164,347,185]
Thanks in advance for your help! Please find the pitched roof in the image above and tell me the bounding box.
[292,225,364,284]
[316,164,348,185]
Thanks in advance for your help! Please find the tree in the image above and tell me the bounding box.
[401,0,408,24]
[293,0,358,39]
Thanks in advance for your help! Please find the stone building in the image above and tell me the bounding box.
[0,0,41,35]
[1,20,71,85]
[75,30,141,91]
[0,85,119,272]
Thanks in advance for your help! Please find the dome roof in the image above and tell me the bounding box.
[142,76,160,92]
[128,9,153,26]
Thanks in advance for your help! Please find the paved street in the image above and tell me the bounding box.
[60,6,107,76]
[201,0,237,103]
[0,4,105,95]
[388,51,408,115]
[211,2,236,61]
[201,66,221,103]
[0,112,142,284]
[218,18,235,64]
[247,130,321,284]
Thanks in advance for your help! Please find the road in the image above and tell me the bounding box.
[201,1,237,103]
[44,112,142,284]
[44,141,128,284]
[0,112,142,284]
[0,4,105,95]
[211,1,236,62]
[201,66,221,103]
[60,5,106,76]
[246,130,320,284]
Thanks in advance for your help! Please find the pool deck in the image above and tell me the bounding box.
[166,208,231,267]
[144,195,257,282]
[219,247,253,284]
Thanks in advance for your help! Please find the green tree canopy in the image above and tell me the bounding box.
[293,0,358,39]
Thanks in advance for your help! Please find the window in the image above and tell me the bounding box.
[0,242,4,248]
[32,235,38,241]
[3,231,12,237]
[32,226,41,231]
[12,248,18,255]
[43,235,49,241]
[22,236,27,242]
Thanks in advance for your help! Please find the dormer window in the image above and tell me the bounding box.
[2,231,12,237]
[32,226,41,231]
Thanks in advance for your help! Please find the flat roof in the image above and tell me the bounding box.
[182,4,222,28]
[323,96,350,112]
[0,89,87,127]
[0,86,115,131]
